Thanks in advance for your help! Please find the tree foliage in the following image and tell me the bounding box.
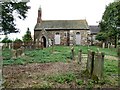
[95,32,108,42]
[1,36,12,43]
[22,28,32,42]
[97,1,120,48]
[14,38,22,43]
[1,1,30,35]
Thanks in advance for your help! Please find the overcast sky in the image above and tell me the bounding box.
[2,0,114,40]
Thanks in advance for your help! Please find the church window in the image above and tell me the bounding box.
[56,32,59,35]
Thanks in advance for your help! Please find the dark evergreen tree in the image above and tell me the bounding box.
[22,28,32,42]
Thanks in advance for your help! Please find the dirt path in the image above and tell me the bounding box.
[3,61,82,88]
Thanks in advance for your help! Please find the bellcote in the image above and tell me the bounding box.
[37,6,42,23]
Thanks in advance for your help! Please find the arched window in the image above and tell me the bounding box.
[76,32,80,35]
[56,32,59,35]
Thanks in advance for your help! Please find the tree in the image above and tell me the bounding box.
[22,28,32,42]
[96,32,108,42]
[14,38,22,43]
[1,35,12,43]
[114,0,120,2]
[99,1,120,48]
[1,1,30,35]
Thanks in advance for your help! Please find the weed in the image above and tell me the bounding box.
[32,81,52,89]
[76,79,84,85]
[47,72,76,84]
[86,79,94,89]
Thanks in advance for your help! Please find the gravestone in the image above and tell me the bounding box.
[93,52,104,80]
[86,50,95,75]
[35,39,40,49]
[12,49,17,59]
[8,43,11,49]
[71,47,75,61]
[108,43,110,49]
[102,43,105,48]
[17,48,22,57]
[78,49,82,64]
[21,46,25,56]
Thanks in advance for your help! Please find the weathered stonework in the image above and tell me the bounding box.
[34,29,88,47]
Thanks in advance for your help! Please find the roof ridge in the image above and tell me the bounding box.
[42,19,86,21]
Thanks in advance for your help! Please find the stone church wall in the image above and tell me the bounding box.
[34,30,88,46]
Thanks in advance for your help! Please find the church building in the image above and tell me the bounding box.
[34,7,89,47]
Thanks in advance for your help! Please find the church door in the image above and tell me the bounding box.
[41,36,46,47]
[76,32,81,45]
[55,32,60,45]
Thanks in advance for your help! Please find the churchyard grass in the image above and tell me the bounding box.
[3,45,117,65]
[2,46,118,88]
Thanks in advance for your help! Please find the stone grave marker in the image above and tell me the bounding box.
[71,47,75,61]
[12,49,17,59]
[93,52,104,80]
[86,50,95,75]
[78,49,82,64]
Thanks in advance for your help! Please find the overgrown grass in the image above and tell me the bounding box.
[2,46,118,87]
[2,48,12,60]
[47,72,76,84]
[103,59,118,86]
[44,61,118,87]
[75,46,117,56]
[3,45,117,65]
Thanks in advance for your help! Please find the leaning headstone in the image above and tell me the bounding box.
[11,42,14,49]
[93,52,104,80]
[78,49,82,64]
[102,42,105,48]
[108,43,110,49]
[17,48,22,57]
[35,40,40,49]
[8,43,10,49]
[71,47,75,61]
[21,46,25,56]
[8,43,12,49]
[12,49,17,59]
